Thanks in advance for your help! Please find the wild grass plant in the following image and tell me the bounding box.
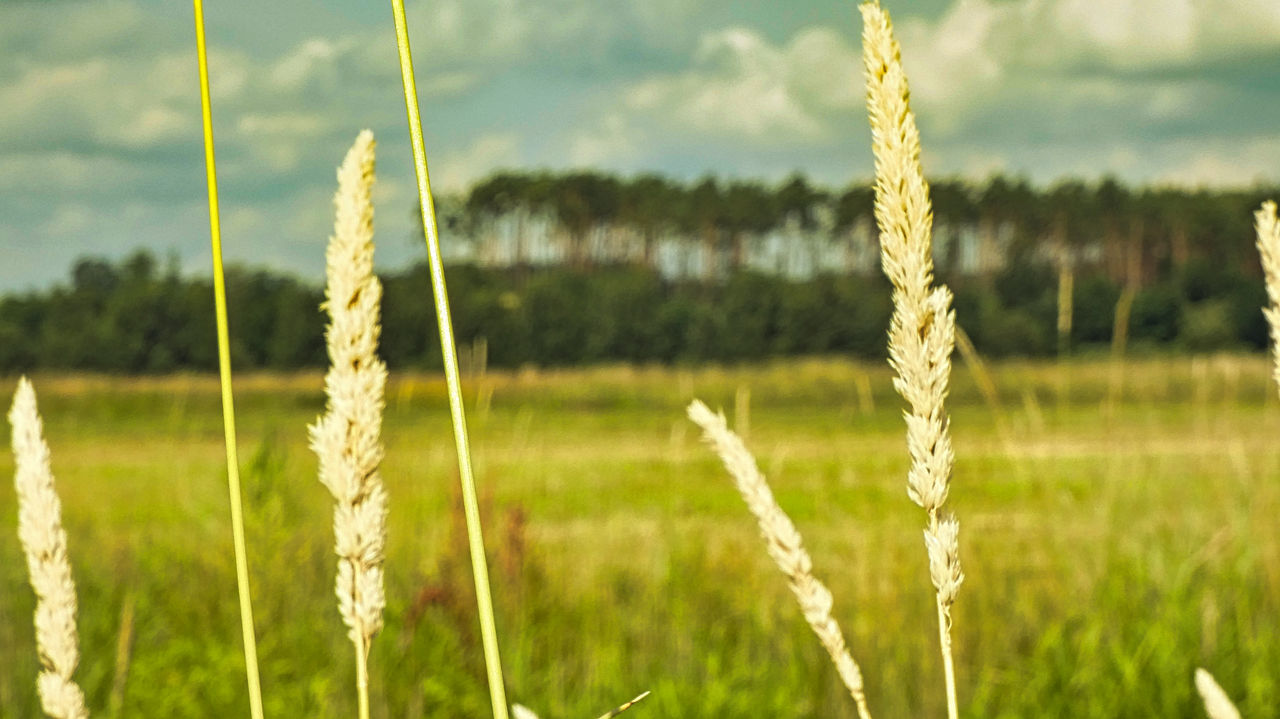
[860,3,963,715]
[687,400,872,719]
[309,130,389,719]
[9,378,88,719]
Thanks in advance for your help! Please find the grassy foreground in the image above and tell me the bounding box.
[1,355,1278,718]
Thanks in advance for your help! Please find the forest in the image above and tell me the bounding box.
[0,170,1273,372]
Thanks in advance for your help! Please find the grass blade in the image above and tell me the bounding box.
[387,3,509,717]
[191,3,265,717]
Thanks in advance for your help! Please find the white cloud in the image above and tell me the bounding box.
[107,106,190,148]
[896,0,1280,115]
[1156,136,1280,187]
[569,113,641,167]
[0,48,200,153]
[399,0,530,66]
[0,152,146,195]
[896,0,1005,112]
[270,38,350,91]
[237,112,328,139]
[38,204,94,238]
[1049,0,1196,62]
[431,132,522,192]
[619,26,863,142]
[0,0,150,62]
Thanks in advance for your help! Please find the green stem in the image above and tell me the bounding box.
[937,597,958,719]
[192,3,264,718]
[356,636,370,719]
[387,3,510,718]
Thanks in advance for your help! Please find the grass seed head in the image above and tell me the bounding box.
[1195,669,1242,719]
[309,129,389,652]
[10,377,89,719]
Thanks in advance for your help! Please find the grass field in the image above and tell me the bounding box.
[2,354,1279,718]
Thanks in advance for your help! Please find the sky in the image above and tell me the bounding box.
[3,0,1280,291]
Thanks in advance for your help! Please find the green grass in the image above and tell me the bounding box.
[1,354,1278,718]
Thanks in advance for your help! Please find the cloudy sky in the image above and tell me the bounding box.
[3,0,1280,291]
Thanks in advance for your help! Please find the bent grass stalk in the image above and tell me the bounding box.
[388,3,509,717]
[10,378,88,719]
[861,2,964,718]
[688,400,873,719]
[192,3,265,717]
[309,130,388,719]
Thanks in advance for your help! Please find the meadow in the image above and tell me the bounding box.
[1,354,1277,718]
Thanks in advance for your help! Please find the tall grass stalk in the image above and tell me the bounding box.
[688,400,873,719]
[861,3,963,718]
[309,130,388,719]
[388,3,509,717]
[954,324,1009,446]
[10,378,88,719]
[191,3,264,716]
[1254,200,1280,397]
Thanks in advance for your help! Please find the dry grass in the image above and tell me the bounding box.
[1195,668,1242,719]
[1255,200,1280,398]
[10,378,88,719]
[308,129,389,719]
[861,1,962,716]
[688,400,873,719]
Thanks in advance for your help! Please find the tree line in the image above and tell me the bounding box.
[0,171,1274,373]
[446,171,1279,288]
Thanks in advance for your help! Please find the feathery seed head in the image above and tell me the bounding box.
[1195,668,1242,719]
[10,378,89,719]
[861,1,935,309]
[310,130,389,653]
[925,515,964,607]
[1255,200,1280,397]
[861,4,962,714]
[511,705,540,719]
[688,399,872,719]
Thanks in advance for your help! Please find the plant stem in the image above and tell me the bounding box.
[387,3,509,718]
[936,598,958,719]
[192,3,264,718]
[356,637,370,719]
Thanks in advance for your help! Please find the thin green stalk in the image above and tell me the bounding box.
[192,3,265,718]
[935,578,958,719]
[387,3,509,718]
[356,637,370,719]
